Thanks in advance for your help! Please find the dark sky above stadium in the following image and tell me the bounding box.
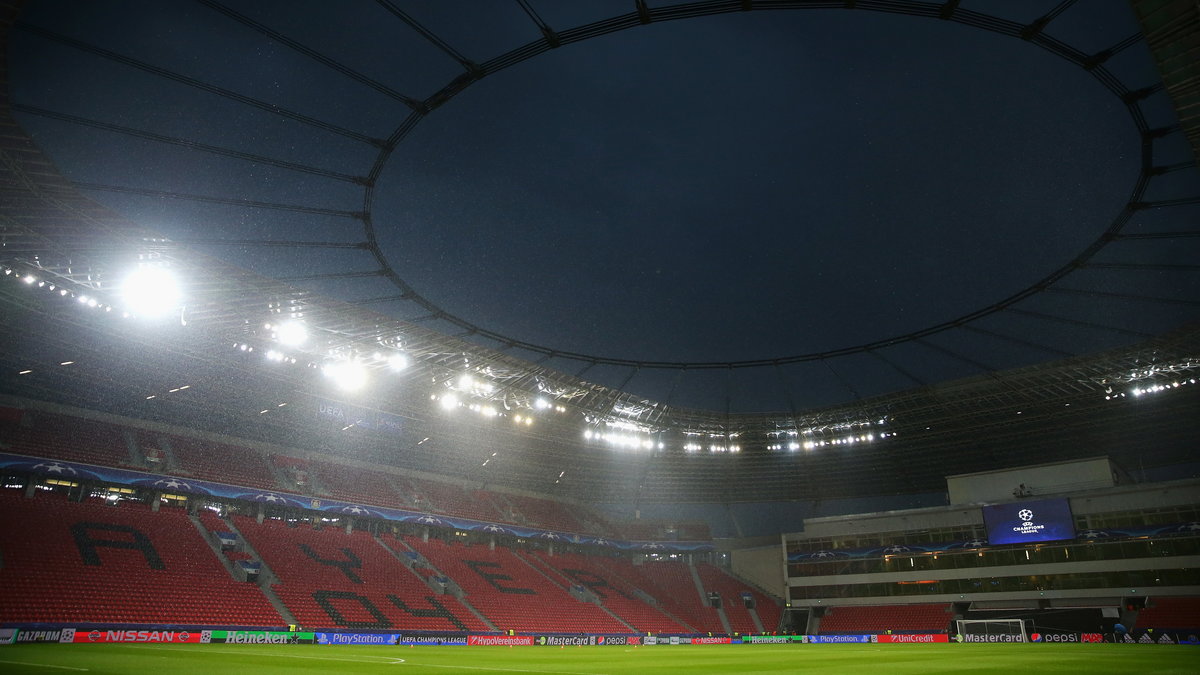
[7,1,1196,412]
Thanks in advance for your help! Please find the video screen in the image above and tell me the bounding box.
[982,498,1076,545]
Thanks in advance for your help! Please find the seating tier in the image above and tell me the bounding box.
[404,536,628,634]
[820,603,952,634]
[0,491,282,626]
[234,517,488,632]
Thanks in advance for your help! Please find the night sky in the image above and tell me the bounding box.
[7,1,1197,412]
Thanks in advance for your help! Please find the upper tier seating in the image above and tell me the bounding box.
[0,490,283,626]
[504,495,589,533]
[2,412,132,468]
[819,603,953,634]
[404,478,504,522]
[4,410,714,549]
[307,458,402,507]
[168,436,277,491]
[1136,597,1200,630]
[403,535,629,634]
[529,550,692,633]
[234,517,488,632]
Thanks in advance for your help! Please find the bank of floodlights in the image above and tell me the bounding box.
[117,265,181,319]
[322,360,369,392]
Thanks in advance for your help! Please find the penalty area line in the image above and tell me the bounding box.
[0,659,89,671]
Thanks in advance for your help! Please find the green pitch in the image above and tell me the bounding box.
[0,643,1196,674]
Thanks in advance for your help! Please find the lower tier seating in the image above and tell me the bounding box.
[0,491,283,626]
[598,558,725,633]
[1136,597,1200,630]
[530,550,692,633]
[403,536,630,634]
[819,603,953,634]
[233,517,489,632]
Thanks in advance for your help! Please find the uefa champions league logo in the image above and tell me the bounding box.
[1012,508,1044,535]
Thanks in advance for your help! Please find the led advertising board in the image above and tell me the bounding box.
[982,498,1075,545]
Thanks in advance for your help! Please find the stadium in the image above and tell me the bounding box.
[1,0,1198,673]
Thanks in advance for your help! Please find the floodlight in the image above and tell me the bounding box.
[276,321,308,346]
[119,267,181,317]
[323,360,368,392]
[388,354,409,371]
[439,394,459,411]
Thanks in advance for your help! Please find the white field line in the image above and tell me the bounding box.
[0,659,89,671]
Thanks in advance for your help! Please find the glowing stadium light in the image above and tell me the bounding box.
[388,354,409,371]
[275,321,308,346]
[22,274,36,284]
[439,394,459,411]
[119,267,181,317]
[323,360,368,392]
[535,398,550,410]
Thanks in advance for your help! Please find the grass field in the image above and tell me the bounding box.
[0,643,1196,674]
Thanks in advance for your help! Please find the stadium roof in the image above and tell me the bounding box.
[1,1,1198,503]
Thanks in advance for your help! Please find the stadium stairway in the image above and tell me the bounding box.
[608,559,723,633]
[189,511,244,582]
[375,534,467,600]
[510,550,636,632]
[381,534,498,631]
[235,520,493,632]
[405,535,630,634]
[530,550,694,634]
[221,514,299,626]
[697,563,779,634]
[690,563,734,635]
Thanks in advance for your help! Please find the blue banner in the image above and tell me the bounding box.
[315,633,400,645]
[0,452,714,553]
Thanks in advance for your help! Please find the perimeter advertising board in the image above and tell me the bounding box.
[1029,632,1104,643]
[536,636,596,646]
[743,635,805,643]
[875,634,949,643]
[468,635,534,646]
[596,636,641,645]
[72,630,205,643]
[10,629,65,644]
[395,635,469,646]
[315,633,399,645]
